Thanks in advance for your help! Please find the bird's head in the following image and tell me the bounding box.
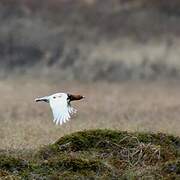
[67,93,85,102]
[35,93,84,103]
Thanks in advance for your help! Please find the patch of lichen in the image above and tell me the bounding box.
[0,129,180,179]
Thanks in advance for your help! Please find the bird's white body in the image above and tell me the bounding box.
[49,93,76,125]
[35,93,83,125]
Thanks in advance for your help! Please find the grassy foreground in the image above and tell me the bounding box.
[0,129,179,179]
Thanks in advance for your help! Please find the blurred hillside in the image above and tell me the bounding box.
[1,0,180,81]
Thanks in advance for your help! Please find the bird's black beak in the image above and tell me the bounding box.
[35,97,49,103]
[67,94,85,101]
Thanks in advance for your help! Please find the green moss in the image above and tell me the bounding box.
[53,130,180,152]
[54,129,127,150]
[0,155,28,172]
[0,129,180,179]
[37,129,130,160]
[48,157,107,173]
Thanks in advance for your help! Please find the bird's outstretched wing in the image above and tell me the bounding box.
[49,98,76,125]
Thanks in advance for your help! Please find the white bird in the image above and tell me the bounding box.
[35,93,84,125]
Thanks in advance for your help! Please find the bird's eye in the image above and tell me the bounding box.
[58,96,61,98]
[53,96,56,99]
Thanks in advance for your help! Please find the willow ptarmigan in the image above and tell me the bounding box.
[35,93,84,125]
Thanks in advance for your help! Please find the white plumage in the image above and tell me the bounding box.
[35,93,84,125]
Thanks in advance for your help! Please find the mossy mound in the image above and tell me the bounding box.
[0,129,180,179]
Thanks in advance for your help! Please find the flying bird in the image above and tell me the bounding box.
[35,93,84,125]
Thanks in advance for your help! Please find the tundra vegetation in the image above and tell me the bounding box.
[0,129,180,179]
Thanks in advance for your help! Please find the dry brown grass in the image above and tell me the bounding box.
[0,77,180,150]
